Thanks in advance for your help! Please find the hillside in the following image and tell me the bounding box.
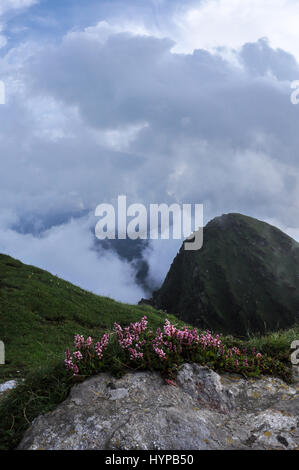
[0,253,176,382]
[0,251,298,450]
[151,213,299,336]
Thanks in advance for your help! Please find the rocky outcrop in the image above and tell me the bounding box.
[151,213,299,336]
[18,364,299,450]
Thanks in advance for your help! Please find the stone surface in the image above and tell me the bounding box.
[0,380,17,394]
[18,364,299,450]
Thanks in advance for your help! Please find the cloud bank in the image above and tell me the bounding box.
[1,1,299,302]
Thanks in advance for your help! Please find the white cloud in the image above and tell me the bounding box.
[143,238,181,288]
[0,212,145,303]
[0,0,38,15]
[172,0,299,61]
[66,20,159,44]
[0,0,38,48]
[90,122,149,151]
[0,28,6,48]
[263,217,299,242]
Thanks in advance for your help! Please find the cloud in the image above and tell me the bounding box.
[2,6,299,301]
[0,0,38,47]
[0,211,145,303]
[172,0,299,61]
[0,0,38,15]
[23,30,299,220]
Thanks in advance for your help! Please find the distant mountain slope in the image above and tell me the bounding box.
[0,254,175,381]
[151,213,299,336]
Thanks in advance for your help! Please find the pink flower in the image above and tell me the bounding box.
[114,317,147,358]
[64,358,73,370]
[74,334,85,349]
[256,353,262,359]
[200,331,222,349]
[95,341,103,359]
[95,332,110,360]
[128,348,143,360]
[232,347,240,356]
[64,348,73,370]
[73,351,83,361]
[153,346,166,359]
[100,333,109,349]
[65,348,71,360]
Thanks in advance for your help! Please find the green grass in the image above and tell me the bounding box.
[0,362,73,450]
[0,253,182,383]
[245,325,299,362]
[0,252,297,450]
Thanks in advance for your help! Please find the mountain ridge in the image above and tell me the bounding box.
[150,213,299,336]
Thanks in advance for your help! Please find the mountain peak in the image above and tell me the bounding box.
[152,214,299,336]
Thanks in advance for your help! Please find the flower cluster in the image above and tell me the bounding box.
[95,333,109,360]
[74,334,85,349]
[114,316,147,360]
[200,331,221,349]
[151,320,201,360]
[65,332,110,375]
[64,348,77,374]
[65,316,271,381]
[164,320,200,345]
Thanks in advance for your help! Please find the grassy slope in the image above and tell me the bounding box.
[0,253,180,382]
[0,253,298,450]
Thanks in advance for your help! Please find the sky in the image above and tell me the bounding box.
[1,0,299,303]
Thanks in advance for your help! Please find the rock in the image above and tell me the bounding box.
[293,365,299,382]
[176,364,234,413]
[0,380,18,394]
[18,364,299,450]
[138,298,153,306]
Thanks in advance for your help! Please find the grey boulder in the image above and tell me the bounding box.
[18,363,299,450]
